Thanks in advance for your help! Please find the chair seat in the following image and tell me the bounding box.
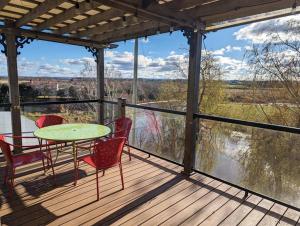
[79,155,97,168]
[12,151,44,167]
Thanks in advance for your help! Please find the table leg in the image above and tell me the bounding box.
[73,141,77,185]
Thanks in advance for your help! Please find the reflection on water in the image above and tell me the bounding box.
[127,108,300,208]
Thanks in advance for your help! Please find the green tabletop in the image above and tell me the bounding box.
[34,123,111,142]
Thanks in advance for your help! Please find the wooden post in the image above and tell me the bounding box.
[132,38,138,104]
[5,20,22,151]
[96,48,105,124]
[132,38,138,149]
[117,98,126,118]
[183,29,203,175]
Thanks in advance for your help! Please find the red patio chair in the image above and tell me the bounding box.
[35,114,66,163]
[35,114,65,128]
[75,137,126,200]
[107,117,132,161]
[0,135,55,196]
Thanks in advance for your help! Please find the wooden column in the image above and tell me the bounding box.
[5,21,22,150]
[183,29,203,175]
[132,38,138,104]
[117,98,126,118]
[96,48,105,124]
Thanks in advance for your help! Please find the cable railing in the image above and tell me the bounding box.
[0,98,299,211]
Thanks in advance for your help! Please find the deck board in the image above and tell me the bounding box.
[0,149,299,226]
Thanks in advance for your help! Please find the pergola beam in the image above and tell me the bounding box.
[35,1,101,31]
[15,0,66,27]
[194,0,298,23]
[55,8,123,34]
[76,15,146,38]
[94,20,160,42]
[0,26,116,48]
[92,0,194,28]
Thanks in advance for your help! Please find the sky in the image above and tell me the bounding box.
[0,14,299,80]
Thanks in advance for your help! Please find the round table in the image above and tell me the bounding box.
[34,123,111,183]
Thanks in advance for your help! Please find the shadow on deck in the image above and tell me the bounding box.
[0,149,299,226]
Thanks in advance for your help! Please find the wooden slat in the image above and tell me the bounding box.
[258,203,287,225]
[0,0,10,11]
[55,8,123,34]
[278,208,300,225]
[239,199,275,225]
[15,0,66,27]
[219,195,263,226]
[35,1,101,31]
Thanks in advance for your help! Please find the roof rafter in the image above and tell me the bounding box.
[94,20,161,42]
[76,15,146,37]
[55,8,123,34]
[15,0,66,27]
[35,1,101,31]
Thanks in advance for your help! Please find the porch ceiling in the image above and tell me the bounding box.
[0,0,299,47]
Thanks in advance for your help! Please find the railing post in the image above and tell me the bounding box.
[4,20,22,151]
[183,28,203,175]
[117,98,126,118]
[96,48,104,124]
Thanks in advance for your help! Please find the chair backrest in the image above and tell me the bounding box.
[35,114,64,128]
[93,137,126,169]
[114,117,132,139]
[0,135,13,165]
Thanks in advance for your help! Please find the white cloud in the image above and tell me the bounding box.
[234,15,300,43]
[215,56,249,80]
[209,45,242,56]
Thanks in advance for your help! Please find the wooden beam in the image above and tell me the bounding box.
[183,29,203,175]
[76,15,146,37]
[94,20,159,42]
[92,0,194,28]
[206,7,300,31]
[4,21,22,151]
[100,25,173,43]
[96,48,105,124]
[35,1,101,31]
[162,0,211,11]
[15,0,66,27]
[0,26,116,48]
[0,0,10,11]
[190,0,293,19]
[55,8,123,34]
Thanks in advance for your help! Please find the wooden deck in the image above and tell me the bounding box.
[0,149,299,226]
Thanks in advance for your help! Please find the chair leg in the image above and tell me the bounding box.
[47,150,56,184]
[119,163,124,190]
[3,166,8,185]
[42,157,46,174]
[96,169,99,201]
[8,167,15,197]
[127,145,131,161]
[102,170,105,176]
[75,160,80,185]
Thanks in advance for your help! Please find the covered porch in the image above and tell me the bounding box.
[0,0,300,225]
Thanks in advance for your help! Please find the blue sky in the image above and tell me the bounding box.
[0,15,298,80]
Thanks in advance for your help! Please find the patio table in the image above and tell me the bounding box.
[34,123,111,184]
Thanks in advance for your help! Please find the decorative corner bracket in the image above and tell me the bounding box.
[85,46,99,62]
[0,34,7,56]
[0,34,34,56]
[15,36,34,55]
[182,28,194,45]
